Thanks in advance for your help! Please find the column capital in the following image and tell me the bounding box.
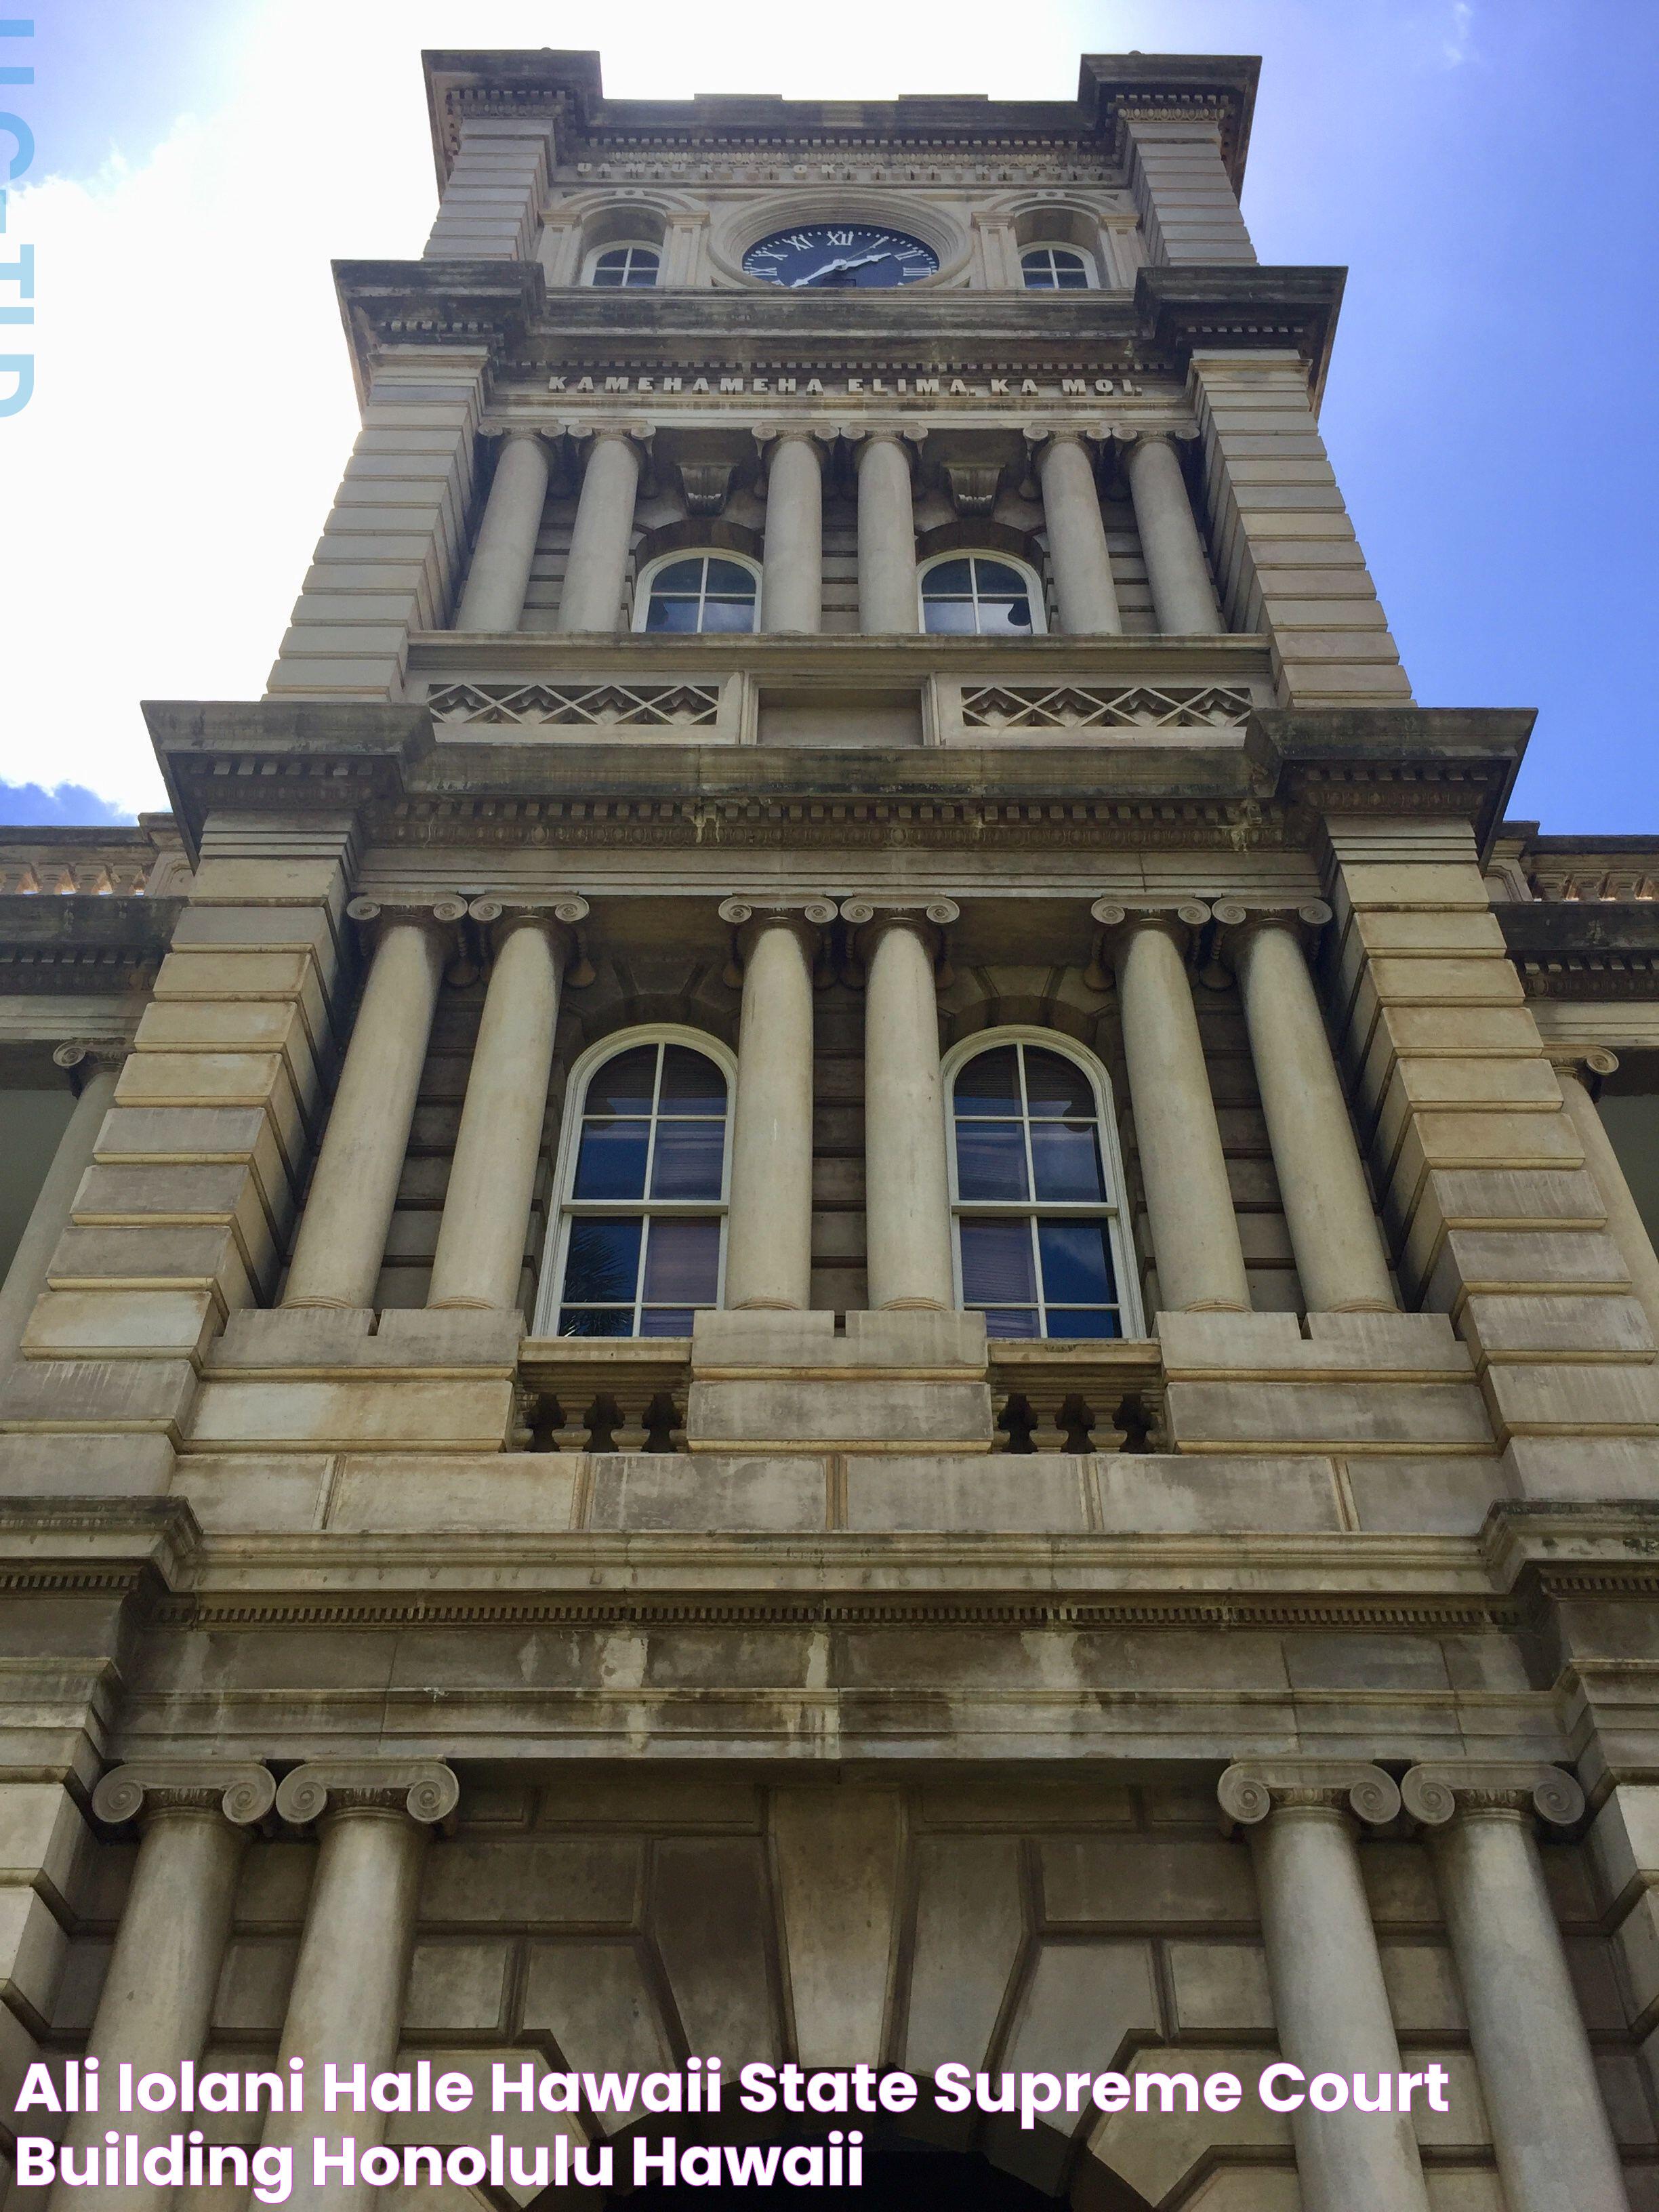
[1218,1759,1401,1833]
[1401,1762,1584,1831]
[1023,421,1111,454]
[53,1036,131,1078]
[94,1761,276,1828]
[754,421,836,466]
[468,894,592,983]
[1088,897,1211,978]
[274,1759,459,1831]
[718,897,837,985]
[479,424,552,451]
[1548,1044,1619,1082]
[1114,424,1200,457]
[841,897,958,985]
[1210,896,1333,968]
[562,416,653,449]
[346,894,467,933]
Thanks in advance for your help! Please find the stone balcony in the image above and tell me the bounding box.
[401,630,1276,749]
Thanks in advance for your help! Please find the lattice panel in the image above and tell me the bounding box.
[428,682,722,729]
[959,683,1255,732]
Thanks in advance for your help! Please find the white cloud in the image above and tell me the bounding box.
[1441,1,1477,67]
[0,0,1094,811]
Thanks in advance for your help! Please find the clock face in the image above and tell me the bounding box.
[743,224,939,289]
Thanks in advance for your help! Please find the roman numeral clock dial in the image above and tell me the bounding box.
[742,224,940,288]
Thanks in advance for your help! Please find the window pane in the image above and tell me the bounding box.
[1054,266,1088,288]
[558,1306,632,1336]
[623,265,658,287]
[1029,1120,1105,1203]
[972,560,1026,594]
[645,596,702,633]
[650,1120,726,1199]
[640,1307,695,1336]
[704,559,754,595]
[594,249,631,270]
[561,1217,642,1306]
[960,1218,1036,1305]
[590,267,624,287]
[659,1046,727,1111]
[653,558,706,593]
[922,599,979,635]
[975,595,1033,634]
[1023,1048,1093,1116]
[699,597,756,633]
[573,1120,651,1200]
[584,1046,658,1116]
[1037,1218,1115,1306]
[981,1307,1041,1338]
[1046,1306,1122,1340]
[955,1121,1029,1201]
[954,1046,1021,1113]
[642,1217,722,1303]
[924,558,973,595]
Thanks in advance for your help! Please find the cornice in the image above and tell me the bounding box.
[332,262,1340,403]
[1500,901,1659,1004]
[141,699,1538,861]
[0,894,181,991]
[419,50,1258,192]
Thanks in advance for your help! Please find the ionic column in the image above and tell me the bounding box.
[759,428,827,634]
[454,430,550,633]
[1404,1764,1630,2212]
[261,1762,459,2212]
[852,428,921,634]
[1124,431,1224,634]
[428,899,588,1313]
[720,900,835,1311]
[1220,1762,1431,2212]
[844,899,957,1311]
[1097,902,1250,1313]
[1032,430,1122,635]
[555,425,646,633]
[0,1040,125,1368]
[283,903,456,1311]
[48,1763,276,2212]
[1552,1051,1659,1340]
[1220,904,1395,1313]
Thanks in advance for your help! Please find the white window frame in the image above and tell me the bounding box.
[583,241,661,289]
[534,1025,737,1338]
[941,1026,1143,1340]
[1019,242,1097,291]
[632,548,763,636]
[918,550,1048,638]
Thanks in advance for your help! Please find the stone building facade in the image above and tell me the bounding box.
[1,45,1658,2212]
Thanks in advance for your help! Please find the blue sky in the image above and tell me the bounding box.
[1,0,1656,832]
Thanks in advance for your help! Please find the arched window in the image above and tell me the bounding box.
[635,552,760,634]
[543,1035,732,1338]
[1021,244,1094,290]
[919,553,1044,637]
[586,242,660,288]
[946,1035,1139,1340]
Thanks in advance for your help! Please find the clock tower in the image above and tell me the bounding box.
[1,48,1657,2212]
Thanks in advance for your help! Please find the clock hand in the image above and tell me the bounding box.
[790,249,895,287]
